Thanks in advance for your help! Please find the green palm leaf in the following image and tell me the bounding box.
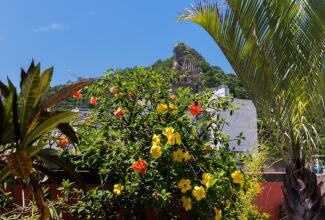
[23,111,77,148]
[180,0,325,159]
[180,0,325,218]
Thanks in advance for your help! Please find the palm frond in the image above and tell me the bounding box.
[39,79,94,111]
[180,0,325,160]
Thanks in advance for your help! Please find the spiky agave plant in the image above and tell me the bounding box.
[0,61,93,219]
[180,0,325,219]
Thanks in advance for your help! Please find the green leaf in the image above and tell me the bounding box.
[0,83,15,145]
[57,123,78,144]
[19,63,41,136]
[0,80,9,98]
[22,111,77,147]
[38,67,53,97]
[28,139,46,157]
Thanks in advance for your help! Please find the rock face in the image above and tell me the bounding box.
[172,43,205,92]
[172,43,204,73]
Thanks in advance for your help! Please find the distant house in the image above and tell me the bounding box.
[72,107,90,123]
[212,86,258,154]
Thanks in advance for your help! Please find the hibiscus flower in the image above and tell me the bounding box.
[73,91,82,99]
[132,159,147,174]
[89,96,97,105]
[188,102,201,116]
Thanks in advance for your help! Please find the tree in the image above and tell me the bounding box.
[61,67,266,219]
[180,0,325,219]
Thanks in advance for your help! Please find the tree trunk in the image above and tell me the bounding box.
[283,160,325,220]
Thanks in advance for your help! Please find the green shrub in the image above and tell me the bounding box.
[63,67,265,219]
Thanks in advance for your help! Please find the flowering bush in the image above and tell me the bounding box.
[66,67,265,219]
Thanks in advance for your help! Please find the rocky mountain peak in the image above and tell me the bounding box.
[172,43,205,74]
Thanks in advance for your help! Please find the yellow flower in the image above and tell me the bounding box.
[201,173,214,188]
[252,209,260,217]
[172,149,184,162]
[178,179,192,193]
[113,183,124,195]
[181,196,192,211]
[168,103,176,114]
[157,103,168,113]
[226,199,231,209]
[152,134,160,145]
[192,186,206,201]
[214,208,222,220]
[254,182,261,194]
[167,134,176,145]
[163,127,174,136]
[231,170,244,188]
[163,127,176,145]
[150,145,162,159]
[174,132,182,145]
[182,151,191,161]
[162,128,181,145]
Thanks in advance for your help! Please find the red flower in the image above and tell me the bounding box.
[114,108,125,118]
[73,91,82,100]
[189,102,201,116]
[132,159,147,174]
[89,96,97,106]
[204,146,213,154]
[170,95,177,102]
[59,137,69,149]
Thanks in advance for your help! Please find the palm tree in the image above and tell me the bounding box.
[180,0,325,219]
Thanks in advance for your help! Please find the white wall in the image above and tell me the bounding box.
[220,99,258,154]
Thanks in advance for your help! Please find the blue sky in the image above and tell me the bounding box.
[0,0,234,86]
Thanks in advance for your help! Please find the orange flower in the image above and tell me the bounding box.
[132,159,147,174]
[114,108,124,118]
[170,95,177,102]
[59,136,69,149]
[188,102,201,116]
[157,103,168,113]
[89,96,97,106]
[73,91,82,99]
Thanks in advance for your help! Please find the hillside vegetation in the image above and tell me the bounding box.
[47,43,248,109]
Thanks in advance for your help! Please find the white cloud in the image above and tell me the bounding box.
[34,23,69,33]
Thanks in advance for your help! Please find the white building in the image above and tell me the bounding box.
[213,86,258,154]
